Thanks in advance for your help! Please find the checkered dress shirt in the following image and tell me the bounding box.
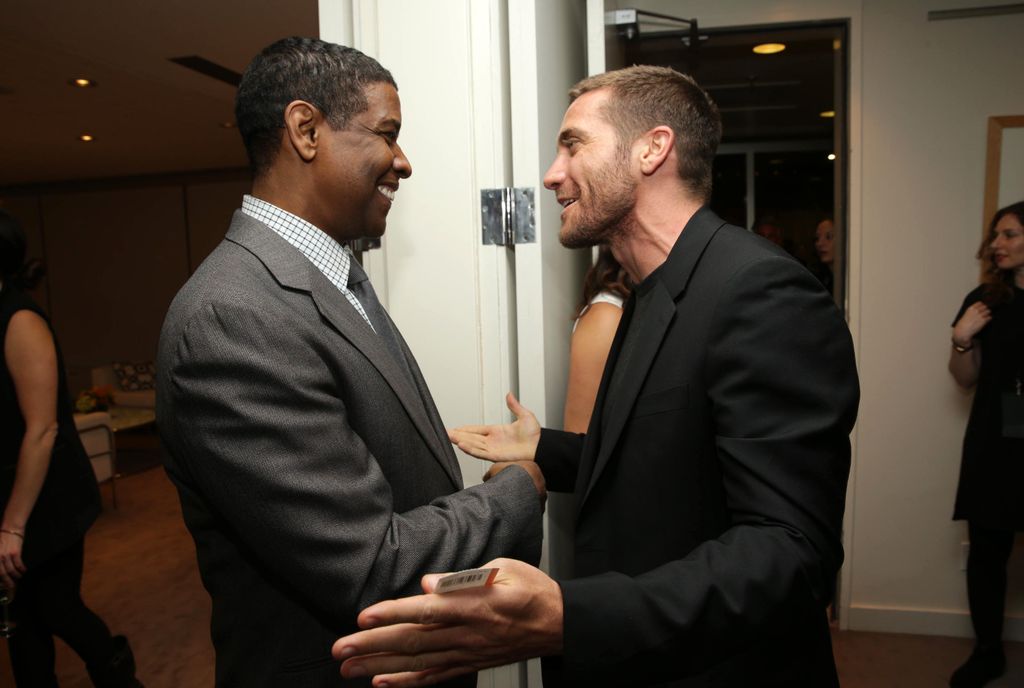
[241,195,375,332]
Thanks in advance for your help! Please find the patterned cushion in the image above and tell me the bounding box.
[112,361,156,391]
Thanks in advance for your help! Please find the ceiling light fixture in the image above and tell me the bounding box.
[820,110,836,118]
[70,78,96,88]
[827,153,836,161]
[79,134,95,142]
[752,43,786,55]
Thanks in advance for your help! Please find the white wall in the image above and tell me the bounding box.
[853,0,1024,638]
[629,0,1024,639]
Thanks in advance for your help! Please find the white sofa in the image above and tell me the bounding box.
[91,363,156,409]
[73,411,114,483]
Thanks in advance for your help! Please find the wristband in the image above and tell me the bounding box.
[952,339,974,353]
[0,529,24,540]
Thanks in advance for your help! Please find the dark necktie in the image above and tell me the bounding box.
[346,257,415,383]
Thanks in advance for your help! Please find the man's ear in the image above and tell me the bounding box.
[638,125,674,176]
[283,100,320,163]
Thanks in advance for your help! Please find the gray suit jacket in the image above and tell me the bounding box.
[157,211,542,687]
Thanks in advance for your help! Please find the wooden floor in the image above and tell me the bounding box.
[1,465,1020,687]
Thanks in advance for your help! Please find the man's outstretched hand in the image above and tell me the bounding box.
[333,558,564,687]
[448,393,541,464]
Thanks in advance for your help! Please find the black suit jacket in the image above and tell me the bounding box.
[157,212,542,687]
[536,208,859,687]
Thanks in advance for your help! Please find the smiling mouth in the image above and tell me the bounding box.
[558,198,577,209]
[378,186,396,202]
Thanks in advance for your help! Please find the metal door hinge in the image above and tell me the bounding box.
[481,187,536,246]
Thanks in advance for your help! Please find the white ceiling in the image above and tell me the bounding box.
[0,0,318,187]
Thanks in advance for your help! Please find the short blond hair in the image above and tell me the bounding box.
[569,66,721,201]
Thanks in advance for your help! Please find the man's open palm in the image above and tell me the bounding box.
[448,392,541,463]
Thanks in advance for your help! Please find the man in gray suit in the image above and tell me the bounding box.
[156,37,544,687]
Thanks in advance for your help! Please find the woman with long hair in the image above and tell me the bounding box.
[0,209,143,687]
[563,246,633,433]
[947,200,1024,688]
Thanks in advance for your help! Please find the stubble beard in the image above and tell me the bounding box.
[559,163,637,250]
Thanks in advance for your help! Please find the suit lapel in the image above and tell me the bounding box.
[389,322,463,485]
[308,277,463,488]
[225,212,462,488]
[579,285,675,506]
[578,207,727,509]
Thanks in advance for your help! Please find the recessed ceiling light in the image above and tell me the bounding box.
[70,78,96,88]
[827,153,836,161]
[752,43,786,55]
[820,110,836,118]
[79,134,95,142]
[220,121,236,129]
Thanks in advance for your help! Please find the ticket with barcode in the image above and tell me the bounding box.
[435,567,500,593]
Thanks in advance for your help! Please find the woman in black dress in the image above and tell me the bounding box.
[0,210,143,687]
[948,200,1024,688]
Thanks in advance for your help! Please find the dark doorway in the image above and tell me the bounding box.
[609,18,849,310]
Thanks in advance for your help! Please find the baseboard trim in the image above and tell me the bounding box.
[845,605,1024,641]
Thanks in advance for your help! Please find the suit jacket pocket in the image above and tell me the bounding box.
[632,384,688,418]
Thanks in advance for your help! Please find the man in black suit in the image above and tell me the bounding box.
[332,65,859,687]
[157,37,544,687]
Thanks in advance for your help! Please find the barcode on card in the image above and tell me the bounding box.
[435,567,499,593]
